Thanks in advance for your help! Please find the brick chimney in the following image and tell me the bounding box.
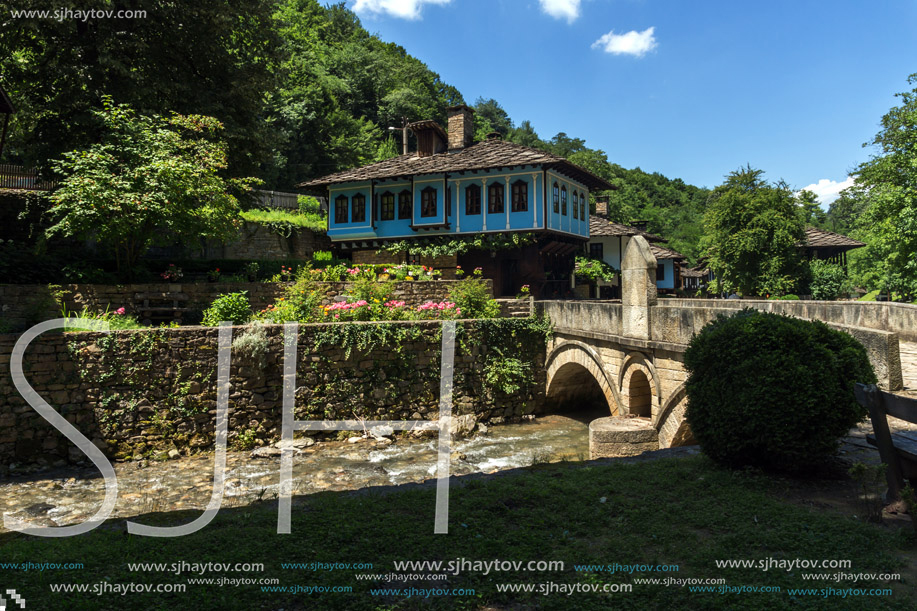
[447,105,474,151]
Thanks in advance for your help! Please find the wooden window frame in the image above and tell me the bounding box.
[334,194,349,224]
[590,242,604,260]
[420,187,437,218]
[572,191,579,219]
[380,192,395,221]
[553,183,559,214]
[351,193,366,223]
[398,190,412,220]
[580,196,586,221]
[561,186,567,216]
[465,184,481,215]
[488,182,504,214]
[511,180,528,212]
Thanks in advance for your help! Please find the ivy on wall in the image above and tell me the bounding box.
[382,232,538,258]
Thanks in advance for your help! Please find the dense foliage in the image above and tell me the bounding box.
[684,310,875,471]
[700,166,806,296]
[202,292,253,326]
[47,100,256,274]
[808,260,850,300]
[841,74,917,300]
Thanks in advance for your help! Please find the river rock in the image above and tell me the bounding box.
[250,446,282,459]
[275,437,315,450]
[448,414,477,438]
[369,425,394,440]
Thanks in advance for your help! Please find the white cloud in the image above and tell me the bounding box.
[591,27,658,57]
[352,0,452,20]
[800,177,855,206]
[539,0,581,23]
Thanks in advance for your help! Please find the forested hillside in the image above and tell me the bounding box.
[1,0,707,260]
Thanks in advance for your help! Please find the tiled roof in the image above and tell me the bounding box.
[589,215,665,242]
[799,226,865,249]
[299,139,615,191]
[680,266,707,278]
[650,243,686,261]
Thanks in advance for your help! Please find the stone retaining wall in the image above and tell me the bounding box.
[0,280,491,331]
[0,318,544,469]
[659,298,917,342]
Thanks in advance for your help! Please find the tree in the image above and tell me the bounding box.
[826,186,869,236]
[47,100,256,275]
[0,0,281,176]
[701,166,806,296]
[796,189,828,227]
[808,260,850,300]
[473,98,513,138]
[848,74,917,300]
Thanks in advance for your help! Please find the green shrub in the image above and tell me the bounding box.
[202,291,251,326]
[808,260,850,300]
[231,322,270,368]
[683,309,875,471]
[449,276,500,319]
[256,276,323,323]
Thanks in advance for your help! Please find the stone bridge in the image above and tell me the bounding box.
[535,237,905,456]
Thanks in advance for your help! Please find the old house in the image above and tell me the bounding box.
[299,105,614,297]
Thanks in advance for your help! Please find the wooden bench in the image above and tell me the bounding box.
[133,292,190,325]
[854,383,917,503]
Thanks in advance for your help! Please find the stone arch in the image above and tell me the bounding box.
[618,352,661,417]
[655,383,695,448]
[546,340,620,415]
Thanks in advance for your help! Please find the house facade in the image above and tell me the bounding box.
[581,206,685,297]
[300,105,614,297]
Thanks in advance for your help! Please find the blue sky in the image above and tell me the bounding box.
[349,0,917,204]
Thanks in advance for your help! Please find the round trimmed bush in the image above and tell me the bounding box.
[683,309,876,471]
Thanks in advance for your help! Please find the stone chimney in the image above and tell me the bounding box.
[595,199,609,218]
[447,105,474,151]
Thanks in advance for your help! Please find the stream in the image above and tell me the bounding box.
[0,413,595,531]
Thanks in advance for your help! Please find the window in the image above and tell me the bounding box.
[590,243,604,260]
[334,195,348,224]
[380,192,395,221]
[553,183,559,213]
[572,191,579,219]
[407,253,421,265]
[447,187,452,217]
[511,180,528,212]
[421,187,437,218]
[561,186,567,216]
[352,194,366,223]
[488,183,504,214]
[398,190,412,220]
[580,196,586,220]
[465,184,481,215]
[656,264,665,281]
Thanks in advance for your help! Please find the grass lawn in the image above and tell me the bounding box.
[1,454,914,610]
[240,208,326,232]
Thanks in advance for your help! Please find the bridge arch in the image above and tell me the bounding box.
[545,341,620,415]
[618,352,662,418]
[655,383,695,448]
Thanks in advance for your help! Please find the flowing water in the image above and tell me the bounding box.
[0,413,595,531]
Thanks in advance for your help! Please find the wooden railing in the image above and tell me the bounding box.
[0,164,57,191]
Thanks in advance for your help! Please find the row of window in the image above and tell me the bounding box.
[552,183,587,220]
[333,181,533,225]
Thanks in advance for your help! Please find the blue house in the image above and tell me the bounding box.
[300,105,614,297]
[583,204,686,297]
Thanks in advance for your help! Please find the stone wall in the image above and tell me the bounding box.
[194,222,331,261]
[0,318,545,468]
[0,280,492,331]
[659,298,917,342]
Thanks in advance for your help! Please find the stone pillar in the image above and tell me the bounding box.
[621,235,657,340]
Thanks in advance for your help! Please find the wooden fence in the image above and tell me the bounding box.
[0,164,57,191]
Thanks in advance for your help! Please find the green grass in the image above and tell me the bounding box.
[1,455,913,610]
[240,208,326,232]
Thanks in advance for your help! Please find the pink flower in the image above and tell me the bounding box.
[115,307,125,315]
